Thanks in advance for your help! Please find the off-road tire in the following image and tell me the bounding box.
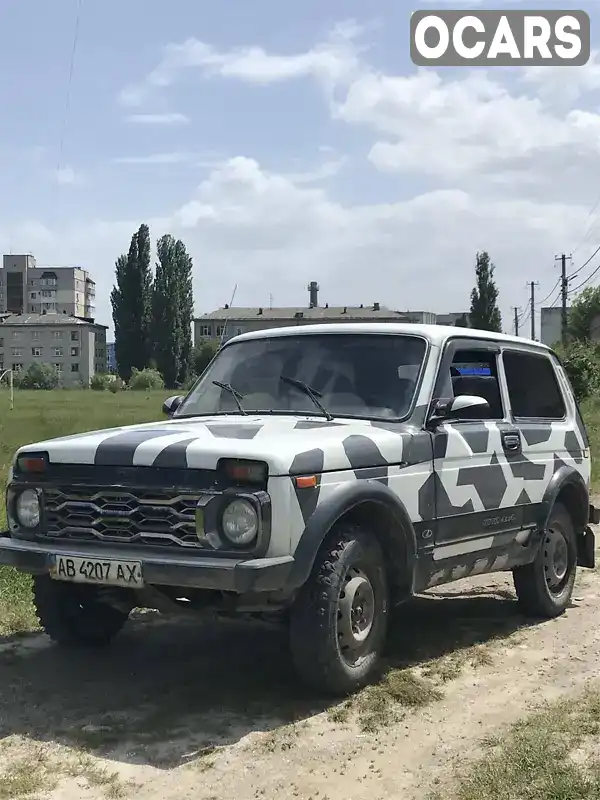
[33,575,129,647]
[513,502,577,618]
[289,523,389,696]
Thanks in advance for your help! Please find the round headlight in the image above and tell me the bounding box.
[15,489,40,529]
[221,498,258,546]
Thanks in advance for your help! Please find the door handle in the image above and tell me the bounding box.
[502,432,521,452]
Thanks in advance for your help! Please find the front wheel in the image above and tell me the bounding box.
[289,523,389,695]
[513,502,577,618]
[33,575,130,647]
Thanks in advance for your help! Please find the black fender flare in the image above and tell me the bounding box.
[287,479,418,591]
[538,464,589,533]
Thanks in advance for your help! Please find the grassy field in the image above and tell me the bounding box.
[0,388,171,633]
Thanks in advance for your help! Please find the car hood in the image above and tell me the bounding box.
[16,414,422,476]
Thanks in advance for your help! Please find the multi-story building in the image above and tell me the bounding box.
[0,254,96,318]
[0,313,108,387]
[194,281,468,345]
[106,342,117,372]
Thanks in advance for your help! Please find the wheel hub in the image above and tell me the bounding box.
[543,525,569,590]
[337,567,375,662]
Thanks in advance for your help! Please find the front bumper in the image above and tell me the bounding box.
[0,533,294,594]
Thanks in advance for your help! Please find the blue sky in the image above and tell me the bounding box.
[2,0,600,337]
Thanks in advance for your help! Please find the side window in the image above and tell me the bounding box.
[503,351,566,419]
[434,346,504,420]
[448,349,504,420]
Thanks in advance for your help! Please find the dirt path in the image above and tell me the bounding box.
[1,534,600,800]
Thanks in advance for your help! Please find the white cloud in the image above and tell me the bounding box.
[112,152,194,165]
[125,112,189,124]
[5,156,592,337]
[54,166,83,185]
[118,21,363,106]
[13,23,600,339]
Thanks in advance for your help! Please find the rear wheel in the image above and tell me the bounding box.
[513,502,576,618]
[289,523,389,695]
[33,575,129,647]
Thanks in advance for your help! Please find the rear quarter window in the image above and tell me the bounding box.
[503,350,566,419]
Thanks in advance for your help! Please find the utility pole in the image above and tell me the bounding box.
[513,307,520,336]
[555,253,572,346]
[529,281,539,340]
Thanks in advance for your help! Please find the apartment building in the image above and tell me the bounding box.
[0,254,96,318]
[0,313,108,387]
[194,280,466,345]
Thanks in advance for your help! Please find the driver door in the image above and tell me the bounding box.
[429,338,523,578]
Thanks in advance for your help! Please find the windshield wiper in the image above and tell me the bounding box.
[213,381,247,415]
[280,376,334,421]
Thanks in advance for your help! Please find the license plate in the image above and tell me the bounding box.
[50,556,143,588]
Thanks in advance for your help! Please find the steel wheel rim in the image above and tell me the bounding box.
[543,524,569,592]
[336,566,376,667]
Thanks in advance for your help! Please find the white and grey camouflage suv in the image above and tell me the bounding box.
[1,323,598,694]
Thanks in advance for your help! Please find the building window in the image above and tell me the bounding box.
[31,330,40,340]
[11,363,23,372]
[235,327,244,336]
[70,347,79,357]
[52,330,62,339]
[31,348,42,357]
[71,363,79,373]
[0,338,3,348]
[11,348,23,357]
[199,324,212,337]
[52,347,63,357]
[30,292,37,299]
[12,331,21,340]
[71,331,79,341]
[53,363,63,373]
[216,326,225,337]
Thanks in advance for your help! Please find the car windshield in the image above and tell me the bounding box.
[177,333,427,420]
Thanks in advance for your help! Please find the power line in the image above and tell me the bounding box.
[567,243,600,280]
[568,259,600,295]
[536,277,561,308]
[572,195,600,255]
[55,0,83,184]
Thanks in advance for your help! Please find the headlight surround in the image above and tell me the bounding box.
[15,489,40,529]
[220,497,259,546]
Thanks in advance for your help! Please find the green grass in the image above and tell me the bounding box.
[437,688,600,800]
[0,388,171,635]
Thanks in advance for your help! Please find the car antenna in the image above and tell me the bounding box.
[219,283,237,349]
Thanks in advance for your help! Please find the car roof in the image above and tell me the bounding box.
[229,322,552,352]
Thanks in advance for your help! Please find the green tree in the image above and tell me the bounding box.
[455,313,469,327]
[151,235,194,388]
[568,285,600,343]
[469,251,502,332]
[174,238,194,385]
[111,224,153,381]
[152,235,182,388]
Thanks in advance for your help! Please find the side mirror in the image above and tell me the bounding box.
[430,394,489,423]
[162,395,184,416]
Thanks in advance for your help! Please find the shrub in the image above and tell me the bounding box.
[90,374,111,391]
[108,378,124,394]
[14,363,59,390]
[128,367,164,391]
[555,341,600,403]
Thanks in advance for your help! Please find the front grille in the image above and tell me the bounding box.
[42,486,205,549]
